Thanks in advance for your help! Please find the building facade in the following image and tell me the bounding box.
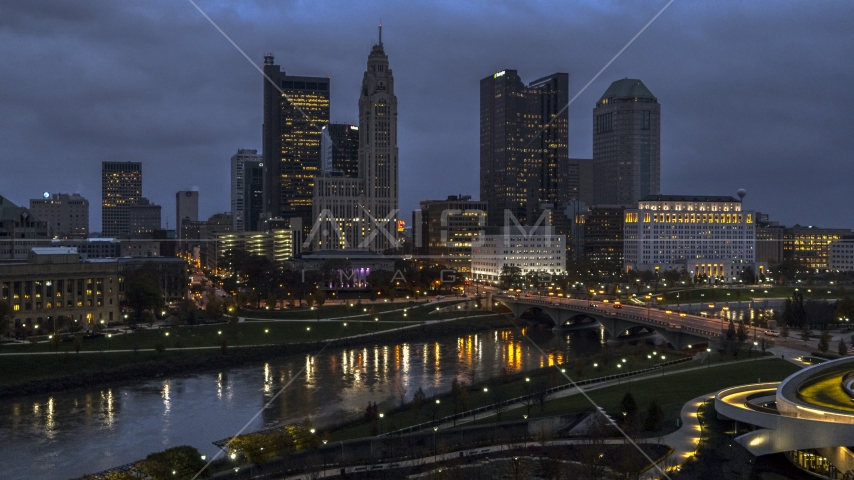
[311,28,399,253]
[567,158,594,205]
[127,198,161,235]
[471,227,566,282]
[582,204,630,273]
[29,193,89,239]
[414,195,486,273]
[0,195,50,260]
[261,56,330,235]
[321,124,360,177]
[480,70,569,226]
[101,162,142,237]
[230,149,262,232]
[175,190,198,236]
[623,195,757,282]
[783,226,852,270]
[829,239,854,272]
[0,248,121,329]
[593,79,660,205]
[243,160,264,232]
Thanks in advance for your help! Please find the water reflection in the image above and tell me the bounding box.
[0,327,605,480]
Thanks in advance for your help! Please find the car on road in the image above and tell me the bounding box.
[679,312,687,317]
[665,310,673,315]
[613,301,622,309]
[589,302,598,308]
[764,330,779,337]
[525,293,532,297]
[436,295,445,300]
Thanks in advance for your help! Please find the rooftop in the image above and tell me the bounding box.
[31,247,78,255]
[599,78,656,102]
[641,195,741,203]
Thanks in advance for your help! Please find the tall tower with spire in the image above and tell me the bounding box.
[310,25,399,252]
[359,24,399,251]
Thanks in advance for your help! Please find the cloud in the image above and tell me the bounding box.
[0,0,851,230]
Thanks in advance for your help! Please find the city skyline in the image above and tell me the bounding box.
[1,2,852,232]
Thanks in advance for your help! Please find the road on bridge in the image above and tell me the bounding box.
[492,290,766,342]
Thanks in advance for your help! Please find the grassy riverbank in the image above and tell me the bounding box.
[474,358,799,430]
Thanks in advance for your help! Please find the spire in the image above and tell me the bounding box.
[378,21,383,46]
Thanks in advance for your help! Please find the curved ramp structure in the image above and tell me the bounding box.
[716,357,854,470]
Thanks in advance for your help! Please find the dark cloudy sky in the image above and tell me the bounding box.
[1,0,852,232]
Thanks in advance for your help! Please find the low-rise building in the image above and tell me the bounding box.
[0,248,121,329]
[471,227,566,282]
[623,195,760,282]
[783,225,851,270]
[829,239,854,272]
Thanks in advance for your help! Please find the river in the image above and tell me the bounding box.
[0,325,607,479]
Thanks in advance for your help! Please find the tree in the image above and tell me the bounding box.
[782,298,795,326]
[818,330,831,353]
[726,320,737,342]
[837,296,854,322]
[134,445,206,480]
[314,289,326,308]
[800,327,812,344]
[839,338,848,357]
[205,291,224,319]
[643,399,663,431]
[411,387,426,412]
[499,266,523,289]
[736,322,749,344]
[126,275,163,326]
[450,378,468,417]
[619,392,638,427]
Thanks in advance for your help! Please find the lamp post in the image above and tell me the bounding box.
[433,426,438,463]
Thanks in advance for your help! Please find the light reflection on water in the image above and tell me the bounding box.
[0,327,605,480]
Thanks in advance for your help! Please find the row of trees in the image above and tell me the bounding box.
[215,249,470,311]
[780,292,854,329]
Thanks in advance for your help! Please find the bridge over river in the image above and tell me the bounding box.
[494,295,732,350]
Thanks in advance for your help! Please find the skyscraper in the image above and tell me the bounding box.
[311,25,399,252]
[101,161,142,237]
[230,149,262,232]
[175,190,198,235]
[243,161,264,232]
[480,70,569,226]
[261,55,330,233]
[320,124,360,177]
[593,78,660,205]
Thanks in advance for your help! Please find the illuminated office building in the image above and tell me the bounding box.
[413,195,486,273]
[784,226,852,270]
[261,55,330,235]
[101,162,142,237]
[480,70,569,226]
[593,79,660,205]
[623,195,758,282]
